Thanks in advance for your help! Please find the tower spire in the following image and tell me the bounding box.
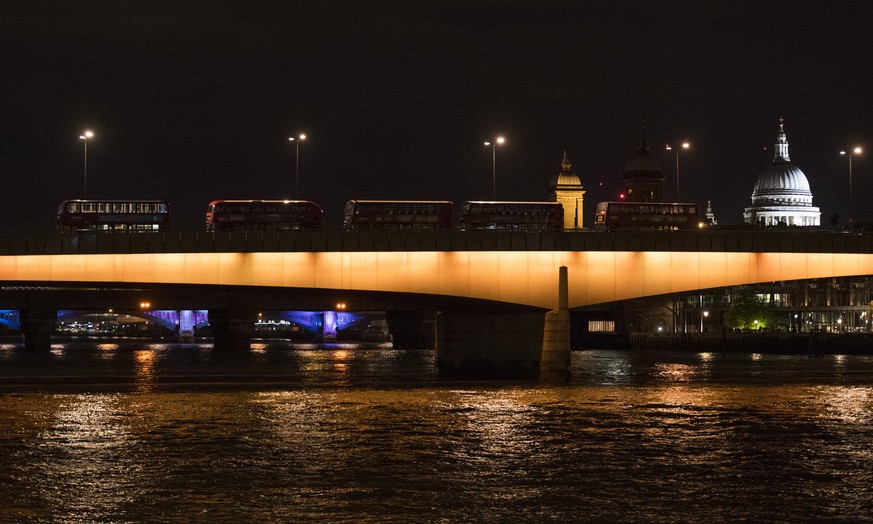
[773,116,790,163]
[640,115,648,148]
[562,148,571,171]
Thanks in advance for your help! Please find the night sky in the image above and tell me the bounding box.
[3,1,873,231]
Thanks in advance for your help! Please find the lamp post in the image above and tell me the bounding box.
[79,130,94,198]
[665,141,690,201]
[288,133,307,199]
[840,147,862,226]
[483,136,505,200]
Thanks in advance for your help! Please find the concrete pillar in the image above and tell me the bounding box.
[20,301,56,351]
[435,310,543,377]
[322,311,338,342]
[209,306,255,351]
[178,309,196,342]
[386,310,433,349]
[541,266,571,380]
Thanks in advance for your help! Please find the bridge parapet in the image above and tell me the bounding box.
[1,229,872,256]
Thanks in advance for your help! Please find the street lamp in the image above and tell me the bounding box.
[483,136,505,200]
[665,141,690,201]
[288,133,307,199]
[79,130,94,198]
[840,147,862,226]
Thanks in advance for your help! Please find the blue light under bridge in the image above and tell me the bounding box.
[26,309,368,340]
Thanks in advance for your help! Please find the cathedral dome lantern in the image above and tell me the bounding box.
[548,148,585,230]
[744,118,820,227]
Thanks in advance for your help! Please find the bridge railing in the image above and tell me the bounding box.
[0,229,872,256]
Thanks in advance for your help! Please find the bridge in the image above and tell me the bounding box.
[2,229,872,375]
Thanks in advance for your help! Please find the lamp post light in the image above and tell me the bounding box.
[483,136,505,200]
[289,133,307,199]
[840,147,862,226]
[701,310,709,334]
[79,130,94,198]
[665,141,690,201]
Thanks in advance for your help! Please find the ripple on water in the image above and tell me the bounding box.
[2,347,873,521]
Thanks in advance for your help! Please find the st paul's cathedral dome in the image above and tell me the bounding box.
[743,119,820,226]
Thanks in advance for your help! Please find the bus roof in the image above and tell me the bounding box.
[463,201,561,205]
[207,199,320,206]
[346,200,452,204]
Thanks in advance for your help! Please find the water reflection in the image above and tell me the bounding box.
[653,362,699,382]
[134,349,157,392]
[3,346,873,521]
[819,386,873,424]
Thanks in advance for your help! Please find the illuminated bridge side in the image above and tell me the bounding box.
[1,250,873,309]
[2,230,872,375]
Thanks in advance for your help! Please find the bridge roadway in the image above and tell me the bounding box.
[1,229,872,310]
[2,228,872,375]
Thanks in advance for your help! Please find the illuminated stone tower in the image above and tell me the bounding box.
[548,149,585,230]
[622,121,665,202]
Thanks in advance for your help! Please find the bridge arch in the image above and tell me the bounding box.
[0,310,19,330]
[2,250,872,308]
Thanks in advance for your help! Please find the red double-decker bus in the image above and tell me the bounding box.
[205,200,323,231]
[459,201,564,231]
[57,200,170,232]
[343,200,453,231]
[593,201,700,231]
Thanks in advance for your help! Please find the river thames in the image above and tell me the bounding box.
[1,343,872,522]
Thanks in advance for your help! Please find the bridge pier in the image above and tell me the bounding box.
[540,266,571,380]
[20,300,56,351]
[209,306,255,350]
[435,311,543,377]
[386,310,435,349]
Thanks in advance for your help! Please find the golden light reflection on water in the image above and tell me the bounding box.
[134,349,157,392]
[34,394,137,513]
[330,349,350,373]
[4,356,873,523]
[653,362,705,382]
[93,343,120,360]
[254,391,330,448]
[818,386,873,424]
[45,394,128,448]
[439,389,540,460]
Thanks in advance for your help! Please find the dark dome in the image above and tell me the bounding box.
[623,146,662,178]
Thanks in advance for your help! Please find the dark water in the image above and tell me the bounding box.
[2,342,873,523]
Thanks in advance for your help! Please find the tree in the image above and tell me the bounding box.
[723,287,773,331]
